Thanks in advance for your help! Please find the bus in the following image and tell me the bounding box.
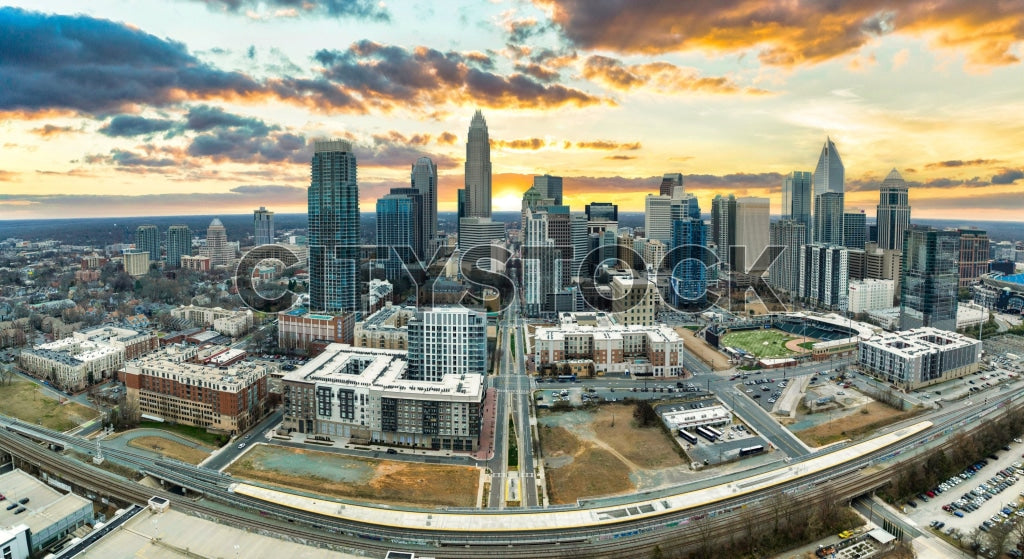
[678,430,698,444]
[739,445,765,456]
[557,374,577,382]
[705,426,724,439]
[696,426,718,442]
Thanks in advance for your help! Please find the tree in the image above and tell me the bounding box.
[633,400,659,427]
[1,365,14,386]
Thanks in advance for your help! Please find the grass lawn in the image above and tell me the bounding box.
[721,328,799,358]
[127,436,211,464]
[0,377,97,431]
[799,341,816,350]
[137,421,227,447]
[228,445,480,508]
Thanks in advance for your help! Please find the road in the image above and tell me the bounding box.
[203,408,284,470]
[509,300,538,506]
[486,309,512,508]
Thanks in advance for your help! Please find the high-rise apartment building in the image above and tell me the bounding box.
[135,225,159,261]
[732,197,770,274]
[523,208,559,317]
[464,110,492,218]
[205,218,233,267]
[308,139,360,314]
[900,226,959,331]
[781,171,812,240]
[407,307,488,381]
[644,194,673,245]
[659,173,684,197]
[876,169,911,252]
[799,244,849,311]
[411,157,438,255]
[711,194,736,270]
[958,227,990,288]
[254,206,275,246]
[768,220,806,294]
[843,210,866,250]
[377,188,423,281]
[123,249,150,277]
[812,138,845,245]
[670,211,707,308]
[166,225,192,268]
[533,174,563,205]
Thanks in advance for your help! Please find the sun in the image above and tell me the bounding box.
[492,192,523,212]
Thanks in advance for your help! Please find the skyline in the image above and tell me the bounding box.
[2,2,1024,221]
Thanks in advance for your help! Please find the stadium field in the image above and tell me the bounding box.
[720,328,809,358]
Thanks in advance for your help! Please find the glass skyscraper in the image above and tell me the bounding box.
[900,226,960,331]
[254,206,275,246]
[411,157,437,255]
[843,211,866,250]
[166,225,192,269]
[670,208,707,309]
[812,138,845,244]
[533,174,563,206]
[782,171,811,244]
[376,188,423,281]
[876,168,911,252]
[308,139,359,314]
[135,225,159,261]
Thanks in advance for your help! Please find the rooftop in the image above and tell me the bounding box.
[0,469,92,536]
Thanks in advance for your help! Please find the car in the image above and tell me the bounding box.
[13,507,25,515]
[954,511,965,517]
[4,503,16,511]
[386,448,398,454]
[838,530,854,539]
[17,497,28,505]
[907,500,917,508]
[237,443,246,449]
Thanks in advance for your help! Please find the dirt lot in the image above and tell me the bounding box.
[0,377,97,431]
[127,436,210,464]
[539,404,687,504]
[227,445,480,508]
[675,327,732,371]
[792,402,919,447]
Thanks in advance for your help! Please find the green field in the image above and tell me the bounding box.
[0,377,98,431]
[721,328,801,358]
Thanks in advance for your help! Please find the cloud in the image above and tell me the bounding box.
[925,158,1001,169]
[605,155,636,160]
[99,115,177,137]
[358,135,458,170]
[513,63,561,82]
[581,55,769,95]
[492,138,547,150]
[573,140,641,150]
[85,148,182,168]
[437,131,458,145]
[29,124,79,137]
[535,0,1024,68]
[0,170,18,181]
[992,168,1024,184]
[312,40,607,111]
[183,105,273,134]
[187,0,390,21]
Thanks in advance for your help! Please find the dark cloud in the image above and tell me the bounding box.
[29,124,78,137]
[188,130,307,163]
[184,105,274,134]
[85,148,180,168]
[506,18,554,44]
[372,130,431,146]
[535,0,1024,67]
[312,40,606,110]
[99,115,176,137]
[0,8,266,114]
[925,158,1001,168]
[513,63,560,82]
[187,0,390,21]
[992,169,1024,184]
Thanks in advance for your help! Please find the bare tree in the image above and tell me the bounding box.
[985,522,1014,556]
[1,365,13,386]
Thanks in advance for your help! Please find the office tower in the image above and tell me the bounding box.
[585,202,618,222]
[732,197,770,274]
[782,171,812,239]
[254,206,275,246]
[458,216,505,271]
[166,225,192,268]
[644,194,673,244]
[407,307,488,381]
[799,244,849,311]
[521,185,555,232]
[958,228,990,288]
[710,194,736,270]
[308,139,360,314]
[813,137,844,197]
[523,208,559,317]
[464,110,492,218]
[205,218,233,267]
[659,172,684,197]
[868,224,878,244]
[814,192,845,245]
[135,225,159,261]
[571,213,589,278]
[670,206,707,308]
[876,168,911,252]
[377,189,423,281]
[900,226,959,331]
[769,220,806,294]
[843,210,866,250]
[411,157,438,255]
[456,188,466,245]
[533,174,563,205]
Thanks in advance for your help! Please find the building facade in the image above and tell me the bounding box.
[781,170,812,236]
[958,227,990,288]
[411,156,438,255]
[308,139,360,314]
[464,110,492,218]
[858,327,982,389]
[847,279,895,313]
[900,226,959,331]
[659,172,684,197]
[611,275,657,326]
[407,307,487,381]
[376,188,423,280]
[533,174,563,205]
[122,249,150,277]
[768,219,806,294]
[180,255,211,272]
[277,308,355,351]
[843,210,867,250]
[19,326,156,389]
[353,304,416,350]
[204,218,233,267]
[166,225,192,268]
[799,244,849,311]
[135,225,160,261]
[876,169,911,252]
[170,305,253,337]
[254,206,275,245]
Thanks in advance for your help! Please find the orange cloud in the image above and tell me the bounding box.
[492,138,548,150]
[572,140,641,150]
[582,55,769,95]
[437,131,458,145]
[29,124,80,138]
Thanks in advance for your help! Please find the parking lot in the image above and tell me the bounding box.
[904,439,1024,549]
[734,374,792,411]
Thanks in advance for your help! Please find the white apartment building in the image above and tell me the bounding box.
[857,327,982,389]
[407,307,488,381]
[847,279,895,313]
[19,326,156,389]
[170,305,254,337]
[122,249,150,277]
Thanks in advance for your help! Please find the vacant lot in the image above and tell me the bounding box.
[675,327,732,371]
[793,402,919,447]
[127,436,211,464]
[721,328,799,358]
[227,445,480,508]
[0,377,97,431]
[539,404,686,504]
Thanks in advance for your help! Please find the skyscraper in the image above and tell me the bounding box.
[781,171,812,242]
[376,188,423,281]
[205,218,232,267]
[670,201,707,308]
[732,197,770,274]
[407,307,488,381]
[876,168,911,252]
[308,139,360,314]
[135,225,159,261]
[659,173,684,197]
[957,227,990,288]
[812,138,845,244]
[585,202,618,222]
[254,206,274,246]
[464,110,491,218]
[411,157,438,255]
[711,194,737,270]
[799,244,849,311]
[900,226,959,331]
[166,225,192,269]
[769,220,806,294]
[843,210,866,250]
[644,194,673,244]
[533,174,563,205]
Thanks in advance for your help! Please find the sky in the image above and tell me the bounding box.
[1,0,1023,222]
